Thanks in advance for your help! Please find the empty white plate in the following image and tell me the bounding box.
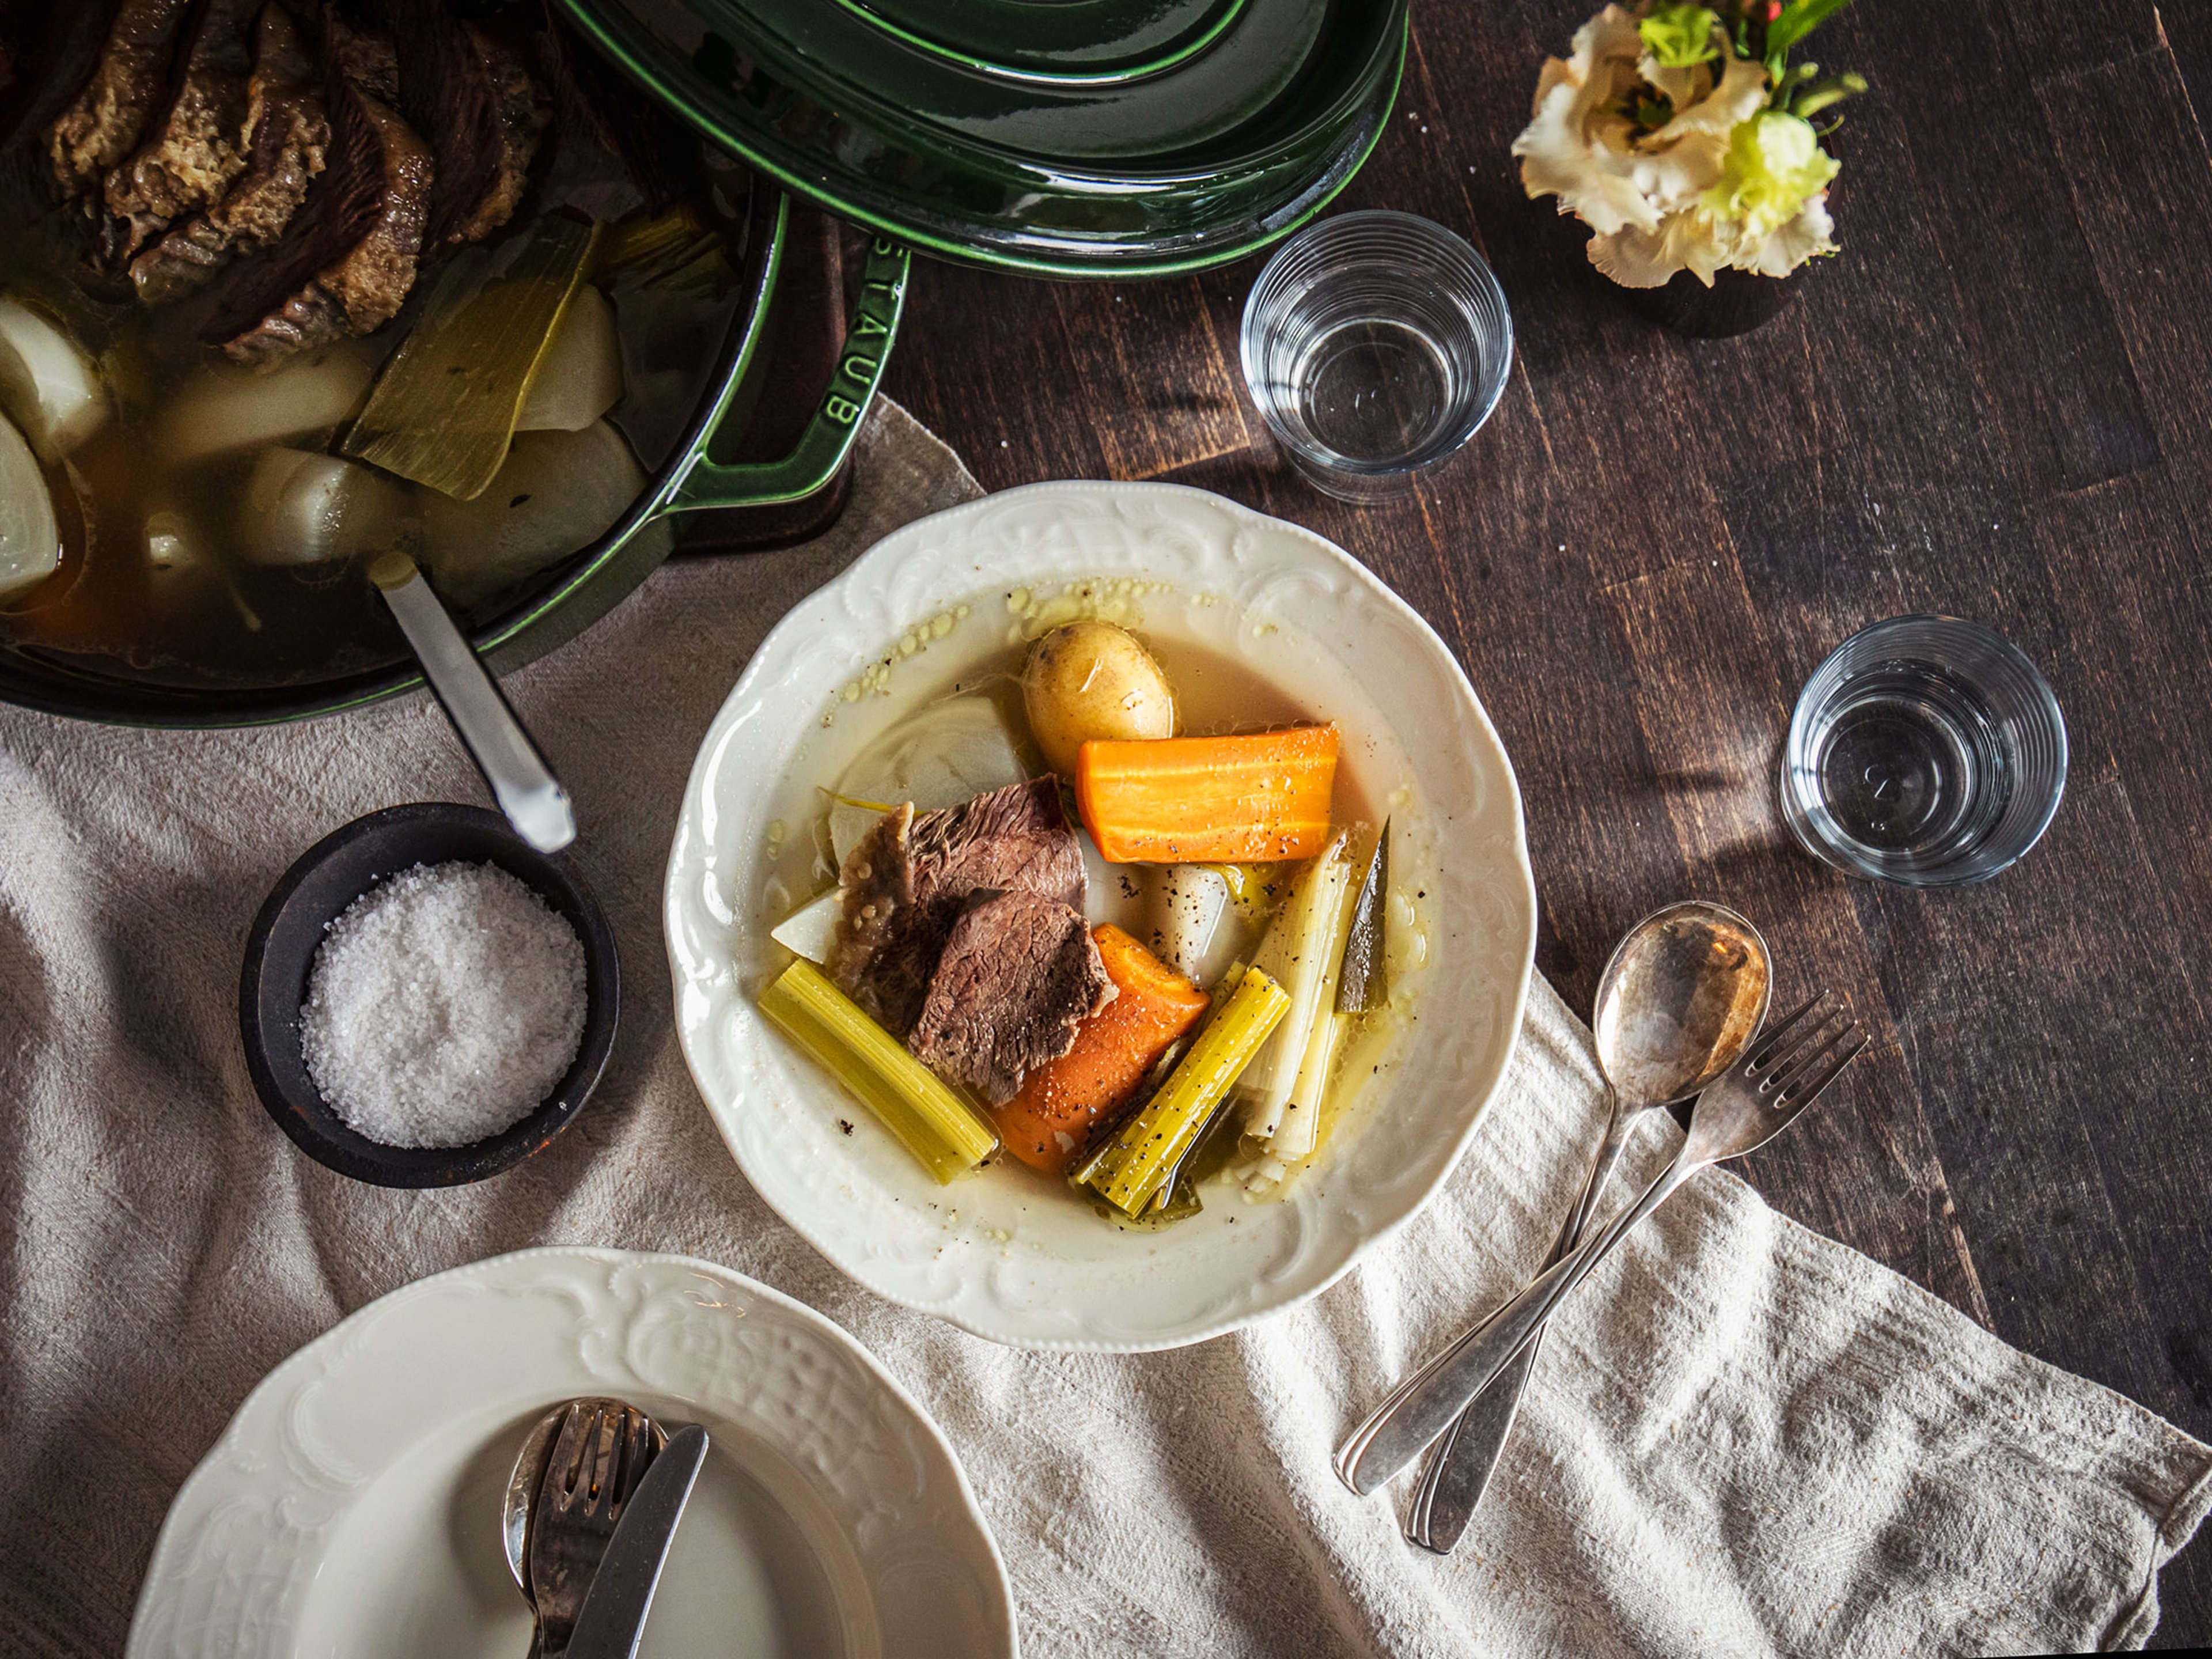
[126,1247,1016,1658]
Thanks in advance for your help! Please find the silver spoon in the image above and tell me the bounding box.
[502,1397,667,1654]
[1401,900,1771,1550]
[1338,990,1862,1498]
[369,551,575,853]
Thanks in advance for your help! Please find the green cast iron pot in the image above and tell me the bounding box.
[0,181,910,728]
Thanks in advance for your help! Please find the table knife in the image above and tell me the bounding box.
[562,1422,709,1659]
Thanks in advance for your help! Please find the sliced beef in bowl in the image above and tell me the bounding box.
[907,892,1115,1106]
[828,777,1088,1035]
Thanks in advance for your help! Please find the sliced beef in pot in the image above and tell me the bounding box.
[101,0,263,263]
[380,0,545,250]
[204,13,431,366]
[828,777,1088,1036]
[907,893,1115,1106]
[46,0,197,199]
[131,2,329,304]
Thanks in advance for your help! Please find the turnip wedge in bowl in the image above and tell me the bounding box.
[666,482,1535,1351]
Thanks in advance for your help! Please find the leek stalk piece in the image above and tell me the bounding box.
[1335,821,1391,1015]
[343,215,599,500]
[1238,836,1353,1140]
[757,960,998,1184]
[1084,965,1290,1217]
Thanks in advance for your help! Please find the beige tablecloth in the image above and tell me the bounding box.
[2,402,2206,1658]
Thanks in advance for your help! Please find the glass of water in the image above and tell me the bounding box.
[1781,615,2067,887]
[1240,211,1512,503]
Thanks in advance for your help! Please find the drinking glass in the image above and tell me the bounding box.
[1781,615,2067,887]
[1240,211,1512,503]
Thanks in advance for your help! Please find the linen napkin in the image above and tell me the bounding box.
[0,400,2205,1659]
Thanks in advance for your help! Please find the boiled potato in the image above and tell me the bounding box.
[1022,620,1175,774]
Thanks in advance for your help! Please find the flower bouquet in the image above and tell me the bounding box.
[1513,0,1866,335]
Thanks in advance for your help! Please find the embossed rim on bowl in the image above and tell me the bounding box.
[124,1246,1017,1658]
[665,480,1536,1351]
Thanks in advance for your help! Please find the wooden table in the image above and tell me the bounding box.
[884,1,2212,1642]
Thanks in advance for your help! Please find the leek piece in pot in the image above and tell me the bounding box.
[345,215,599,499]
[758,960,999,1184]
[158,346,372,465]
[0,409,59,600]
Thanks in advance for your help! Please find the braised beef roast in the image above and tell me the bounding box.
[907,892,1114,1105]
[829,778,1089,1037]
[382,0,544,250]
[203,12,431,363]
[101,0,260,263]
[46,0,196,199]
[130,2,329,302]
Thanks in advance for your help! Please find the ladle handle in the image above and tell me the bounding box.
[373,555,575,853]
[1407,1103,1647,1550]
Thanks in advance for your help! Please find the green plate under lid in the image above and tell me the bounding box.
[554,0,1406,275]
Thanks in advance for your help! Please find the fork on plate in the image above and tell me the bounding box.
[527,1399,660,1658]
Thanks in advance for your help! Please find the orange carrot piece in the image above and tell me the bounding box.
[1074,725,1339,864]
[994,925,1210,1175]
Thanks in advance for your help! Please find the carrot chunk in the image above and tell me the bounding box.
[994,925,1210,1175]
[1074,725,1339,864]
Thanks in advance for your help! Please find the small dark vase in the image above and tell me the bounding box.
[1618,264,1803,337]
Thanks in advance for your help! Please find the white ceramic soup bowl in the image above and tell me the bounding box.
[666,480,1535,1350]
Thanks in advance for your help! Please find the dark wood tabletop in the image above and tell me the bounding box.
[883,0,2212,1643]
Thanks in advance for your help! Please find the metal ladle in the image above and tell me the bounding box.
[369,551,574,853]
[1402,899,1771,1551]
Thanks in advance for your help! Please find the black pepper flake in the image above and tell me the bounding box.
[839,1119,855,1135]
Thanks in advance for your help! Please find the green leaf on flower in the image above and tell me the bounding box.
[1703,109,1840,238]
[1766,0,1860,62]
[1640,3,1721,68]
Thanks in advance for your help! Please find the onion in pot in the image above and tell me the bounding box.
[0,297,105,459]
[0,410,59,601]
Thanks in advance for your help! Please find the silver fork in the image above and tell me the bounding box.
[1335,991,1866,1498]
[527,1399,659,1658]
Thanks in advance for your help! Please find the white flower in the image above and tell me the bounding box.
[1513,4,1842,287]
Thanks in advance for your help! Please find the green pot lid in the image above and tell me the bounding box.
[554,0,1406,275]
[827,0,1249,84]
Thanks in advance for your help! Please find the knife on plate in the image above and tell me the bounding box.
[562,1422,709,1659]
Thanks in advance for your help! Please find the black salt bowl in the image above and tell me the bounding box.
[240,803,620,1187]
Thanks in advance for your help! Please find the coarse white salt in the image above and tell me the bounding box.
[299,861,587,1149]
